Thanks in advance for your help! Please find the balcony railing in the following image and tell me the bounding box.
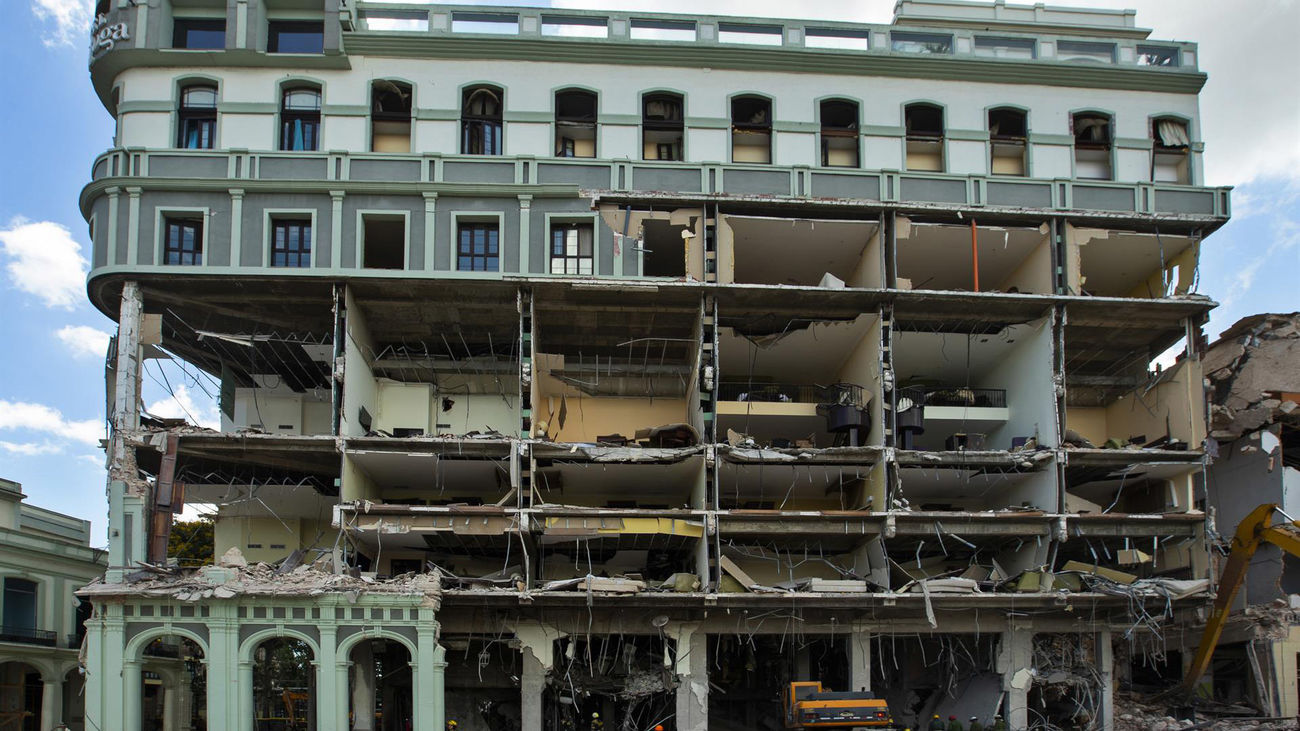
[718,381,864,406]
[922,386,1007,408]
[0,626,57,647]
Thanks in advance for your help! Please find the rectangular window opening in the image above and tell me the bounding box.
[630,19,696,42]
[805,28,869,51]
[163,215,204,266]
[541,15,608,38]
[457,221,500,272]
[268,20,324,53]
[173,18,225,49]
[550,222,593,276]
[362,214,406,270]
[642,220,686,278]
[891,31,952,54]
[360,11,428,32]
[1137,45,1180,67]
[717,23,783,46]
[271,218,312,268]
[452,12,519,35]
[1057,40,1115,64]
[973,36,1035,59]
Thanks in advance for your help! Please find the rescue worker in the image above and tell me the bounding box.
[446,721,458,731]
[990,715,1007,731]
[969,716,985,731]
[928,713,946,730]
[946,714,964,731]
[590,711,604,731]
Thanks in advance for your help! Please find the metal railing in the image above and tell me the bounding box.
[0,626,57,647]
[923,387,1007,408]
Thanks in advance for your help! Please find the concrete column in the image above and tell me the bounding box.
[162,684,178,731]
[514,624,559,731]
[39,675,62,731]
[123,660,143,731]
[1096,631,1114,731]
[432,644,447,731]
[849,626,872,692]
[795,646,811,680]
[416,620,445,731]
[351,642,376,730]
[996,623,1033,731]
[108,281,144,573]
[205,615,237,731]
[318,624,340,731]
[673,623,708,731]
[238,661,254,731]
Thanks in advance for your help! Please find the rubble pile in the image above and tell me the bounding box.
[1203,313,1300,441]
[1114,692,1298,731]
[78,547,442,601]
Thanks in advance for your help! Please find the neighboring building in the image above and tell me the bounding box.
[0,478,107,731]
[78,0,1230,729]
[1196,313,1300,717]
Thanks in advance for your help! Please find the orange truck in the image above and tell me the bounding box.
[782,682,896,729]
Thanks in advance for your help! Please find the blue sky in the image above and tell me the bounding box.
[1,0,1296,546]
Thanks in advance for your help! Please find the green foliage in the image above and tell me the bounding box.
[168,516,214,566]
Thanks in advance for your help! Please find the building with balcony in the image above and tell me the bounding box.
[78,0,1230,729]
[0,478,107,731]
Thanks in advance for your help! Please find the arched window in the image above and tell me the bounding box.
[904,103,944,171]
[642,92,683,161]
[279,85,321,151]
[555,89,597,158]
[731,95,771,164]
[1071,111,1112,180]
[988,107,1027,176]
[820,99,859,168]
[1151,116,1190,184]
[462,85,503,155]
[176,84,217,149]
[371,80,412,153]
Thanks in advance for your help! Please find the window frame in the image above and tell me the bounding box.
[1150,115,1192,184]
[157,208,209,266]
[641,91,685,161]
[264,209,317,268]
[903,102,946,172]
[279,84,322,152]
[548,221,595,276]
[890,31,953,54]
[461,85,504,156]
[356,209,410,271]
[818,98,861,169]
[172,17,226,50]
[176,83,218,149]
[267,20,325,54]
[1070,110,1115,181]
[987,106,1029,177]
[554,88,598,159]
[730,94,773,165]
[454,218,502,273]
[370,79,413,153]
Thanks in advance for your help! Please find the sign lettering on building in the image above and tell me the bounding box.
[89,12,130,61]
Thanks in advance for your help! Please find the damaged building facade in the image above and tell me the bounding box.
[78,0,1232,728]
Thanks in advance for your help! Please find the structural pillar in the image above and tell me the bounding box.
[849,625,872,692]
[123,660,143,731]
[162,683,178,731]
[107,280,145,577]
[351,641,376,730]
[416,618,444,730]
[514,623,560,731]
[39,674,62,731]
[238,660,254,731]
[317,624,340,731]
[673,623,708,731]
[1096,631,1114,731]
[996,622,1034,731]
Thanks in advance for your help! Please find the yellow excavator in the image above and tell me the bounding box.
[1181,503,1300,693]
[782,682,896,729]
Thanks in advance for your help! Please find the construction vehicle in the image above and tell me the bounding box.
[782,681,895,729]
[1180,503,1300,693]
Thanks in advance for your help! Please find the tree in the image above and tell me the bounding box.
[167,516,214,566]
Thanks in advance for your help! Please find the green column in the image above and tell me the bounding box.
[318,625,340,731]
[123,660,142,731]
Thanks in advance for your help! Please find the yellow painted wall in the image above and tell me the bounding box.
[847,229,884,289]
[214,516,332,564]
[997,230,1053,295]
[905,141,943,171]
[1067,359,1204,448]
[341,453,380,502]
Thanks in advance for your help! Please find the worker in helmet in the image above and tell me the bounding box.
[654,726,665,731]
[928,713,946,731]
[969,716,985,731]
[590,711,604,731]
[990,715,1007,731]
[946,715,964,731]
[446,721,458,731]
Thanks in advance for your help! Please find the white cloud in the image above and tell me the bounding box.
[33,0,92,48]
[0,218,90,310]
[0,441,64,456]
[56,325,111,359]
[0,400,103,447]
[145,385,222,430]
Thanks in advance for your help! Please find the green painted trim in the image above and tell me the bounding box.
[864,125,905,137]
[772,121,819,133]
[1115,137,1154,150]
[117,100,173,114]
[82,177,580,217]
[337,35,1208,94]
[321,103,371,116]
[219,101,277,114]
[598,114,641,126]
[1028,133,1075,146]
[504,111,553,123]
[415,108,460,122]
[946,129,990,142]
[683,117,730,130]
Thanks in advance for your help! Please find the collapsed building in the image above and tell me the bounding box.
[75,0,1237,728]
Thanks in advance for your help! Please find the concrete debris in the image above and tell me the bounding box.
[218,546,248,567]
[78,556,441,601]
[1114,692,1299,731]
[1204,312,1300,441]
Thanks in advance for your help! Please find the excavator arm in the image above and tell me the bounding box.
[1181,503,1300,692]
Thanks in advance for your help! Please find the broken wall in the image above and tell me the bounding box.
[1066,225,1199,298]
[342,286,379,437]
[984,316,1059,451]
[836,314,887,447]
[1067,358,1204,448]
